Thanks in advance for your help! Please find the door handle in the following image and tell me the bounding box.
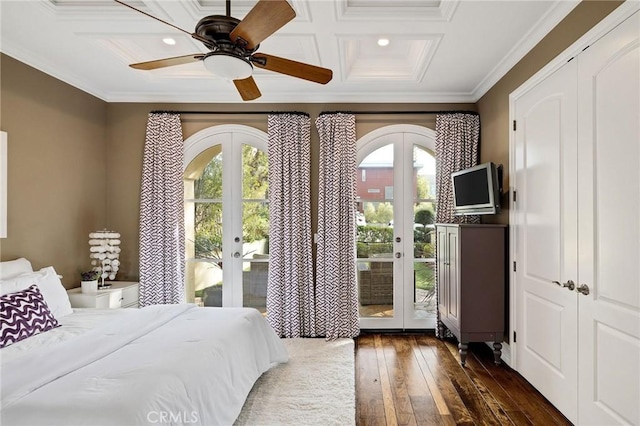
[576,284,590,295]
[552,280,575,291]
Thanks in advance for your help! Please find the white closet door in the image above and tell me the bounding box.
[577,11,640,426]
[513,60,579,423]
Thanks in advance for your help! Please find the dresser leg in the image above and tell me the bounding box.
[493,342,503,365]
[458,342,468,367]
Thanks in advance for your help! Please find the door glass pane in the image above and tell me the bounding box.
[191,201,224,306]
[412,145,436,259]
[357,144,394,204]
[412,260,436,319]
[356,202,393,259]
[242,144,268,199]
[357,144,395,258]
[242,199,269,313]
[412,145,436,320]
[357,144,395,317]
[357,259,394,318]
[243,260,267,313]
[241,201,269,258]
[187,146,222,200]
[184,144,224,306]
[241,144,269,312]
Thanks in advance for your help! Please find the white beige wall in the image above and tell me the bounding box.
[0,54,108,287]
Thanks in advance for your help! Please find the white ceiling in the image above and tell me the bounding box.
[0,0,579,103]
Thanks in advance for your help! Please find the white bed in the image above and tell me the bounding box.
[0,260,288,426]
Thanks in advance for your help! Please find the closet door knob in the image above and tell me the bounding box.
[576,284,590,295]
[562,280,575,291]
[553,280,575,291]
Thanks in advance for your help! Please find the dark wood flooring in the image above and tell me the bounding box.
[355,334,572,426]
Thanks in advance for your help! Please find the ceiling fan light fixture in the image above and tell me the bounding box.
[203,54,253,81]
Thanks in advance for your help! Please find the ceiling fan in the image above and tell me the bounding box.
[114,0,333,101]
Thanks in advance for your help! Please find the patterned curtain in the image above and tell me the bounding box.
[139,113,185,306]
[315,113,359,340]
[266,113,315,337]
[434,113,480,337]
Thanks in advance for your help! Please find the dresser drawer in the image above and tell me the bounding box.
[105,281,139,308]
[67,281,139,309]
[68,289,123,309]
[120,285,139,308]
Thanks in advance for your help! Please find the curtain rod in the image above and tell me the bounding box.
[150,110,478,116]
[150,110,309,116]
[318,110,478,116]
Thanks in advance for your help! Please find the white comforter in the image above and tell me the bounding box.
[1,305,288,426]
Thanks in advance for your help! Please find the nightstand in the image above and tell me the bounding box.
[67,281,139,309]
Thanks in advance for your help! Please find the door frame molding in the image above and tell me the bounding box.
[508,1,640,370]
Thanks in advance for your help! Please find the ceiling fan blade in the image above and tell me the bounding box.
[233,76,262,101]
[113,0,211,45]
[130,54,205,70]
[229,0,296,50]
[251,53,332,84]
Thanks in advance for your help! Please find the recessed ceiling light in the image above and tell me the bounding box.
[162,38,176,46]
[377,38,390,47]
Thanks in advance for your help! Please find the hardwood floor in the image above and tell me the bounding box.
[355,334,572,426]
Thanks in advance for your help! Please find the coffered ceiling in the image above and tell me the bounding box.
[0,0,578,103]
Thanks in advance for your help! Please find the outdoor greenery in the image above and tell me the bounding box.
[414,262,436,291]
[363,202,393,225]
[193,145,269,260]
[356,225,394,258]
[415,208,434,227]
[356,205,436,259]
[356,203,436,296]
[414,206,435,256]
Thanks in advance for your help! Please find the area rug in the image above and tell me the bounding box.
[235,338,355,425]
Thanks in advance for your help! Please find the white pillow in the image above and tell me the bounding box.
[0,258,34,280]
[0,266,73,319]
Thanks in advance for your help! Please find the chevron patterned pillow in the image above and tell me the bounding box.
[0,284,60,348]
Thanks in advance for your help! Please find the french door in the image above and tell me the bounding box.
[183,126,269,312]
[357,126,437,329]
[513,10,640,424]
